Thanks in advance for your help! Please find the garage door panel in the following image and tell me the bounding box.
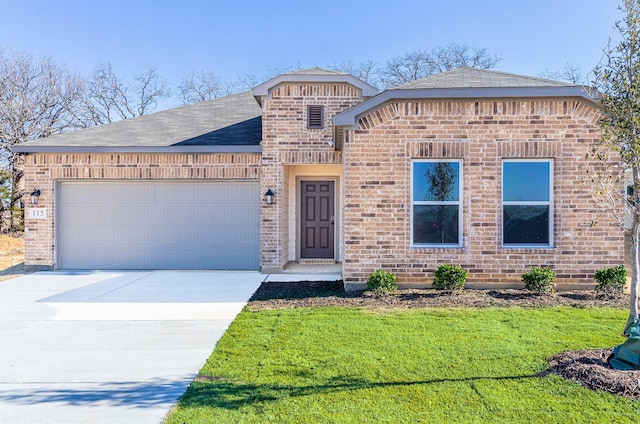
[57,181,260,270]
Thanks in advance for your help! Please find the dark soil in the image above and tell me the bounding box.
[248,281,629,311]
[248,281,638,400]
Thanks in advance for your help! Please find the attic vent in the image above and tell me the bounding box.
[333,126,344,151]
[307,105,324,129]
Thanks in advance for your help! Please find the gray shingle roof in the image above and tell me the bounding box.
[394,66,577,89]
[14,91,261,152]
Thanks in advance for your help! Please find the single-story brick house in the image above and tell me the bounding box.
[13,66,624,290]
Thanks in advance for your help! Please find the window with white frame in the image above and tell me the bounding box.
[502,160,553,246]
[412,160,462,246]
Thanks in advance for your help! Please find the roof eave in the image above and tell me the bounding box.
[11,145,262,154]
[334,86,600,128]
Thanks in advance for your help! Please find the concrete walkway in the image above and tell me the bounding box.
[0,271,265,423]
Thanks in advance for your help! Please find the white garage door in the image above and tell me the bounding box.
[57,181,260,270]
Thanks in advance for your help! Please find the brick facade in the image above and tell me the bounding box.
[342,99,624,290]
[259,82,362,271]
[19,68,625,292]
[22,152,261,269]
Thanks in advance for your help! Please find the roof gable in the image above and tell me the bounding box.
[335,67,597,128]
[251,67,378,100]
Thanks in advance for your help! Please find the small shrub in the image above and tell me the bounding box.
[522,266,556,294]
[433,264,468,291]
[595,265,626,294]
[367,269,397,294]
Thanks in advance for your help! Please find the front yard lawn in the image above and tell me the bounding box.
[166,307,640,423]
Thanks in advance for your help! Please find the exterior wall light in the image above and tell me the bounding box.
[264,188,274,205]
[30,189,41,205]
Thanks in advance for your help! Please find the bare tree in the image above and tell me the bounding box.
[378,50,432,88]
[378,44,501,88]
[236,73,262,91]
[430,44,500,72]
[78,63,170,125]
[135,66,170,115]
[0,49,84,231]
[178,70,236,105]
[329,60,378,85]
[538,64,587,84]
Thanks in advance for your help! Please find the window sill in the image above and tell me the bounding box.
[411,244,464,249]
[501,245,556,250]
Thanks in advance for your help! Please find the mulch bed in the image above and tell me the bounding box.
[542,349,640,400]
[248,281,639,400]
[247,281,629,311]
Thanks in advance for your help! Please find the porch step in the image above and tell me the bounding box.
[298,259,336,265]
[277,261,342,277]
[265,273,342,282]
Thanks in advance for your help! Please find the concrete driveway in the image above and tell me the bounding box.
[0,271,264,423]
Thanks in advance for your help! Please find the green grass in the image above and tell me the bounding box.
[166,307,640,423]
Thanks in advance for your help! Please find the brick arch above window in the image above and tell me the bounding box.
[498,140,561,158]
[409,141,470,158]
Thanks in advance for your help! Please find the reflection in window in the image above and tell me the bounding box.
[502,160,552,246]
[412,161,462,246]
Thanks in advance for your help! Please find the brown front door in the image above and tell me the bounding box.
[300,181,335,259]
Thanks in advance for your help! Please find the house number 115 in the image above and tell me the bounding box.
[28,208,47,219]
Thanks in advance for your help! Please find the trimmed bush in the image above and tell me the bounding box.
[522,266,556,294]
[367,269,398,294]
[367,269,398,293]
[595,265,626,294]
[433,264,468,291]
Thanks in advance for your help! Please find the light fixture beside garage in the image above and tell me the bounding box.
[264,188,274,205]
[30,189,41,205]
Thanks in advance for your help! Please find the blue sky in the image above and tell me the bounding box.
[0,0,622,105]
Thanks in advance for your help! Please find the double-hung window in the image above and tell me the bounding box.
[412,160,462,247]
[502,160,553,247]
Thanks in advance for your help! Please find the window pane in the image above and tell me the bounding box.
[503,205,549,244]
[413,162,459,201]
[413,205,459,244]
[503,162,550,201]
